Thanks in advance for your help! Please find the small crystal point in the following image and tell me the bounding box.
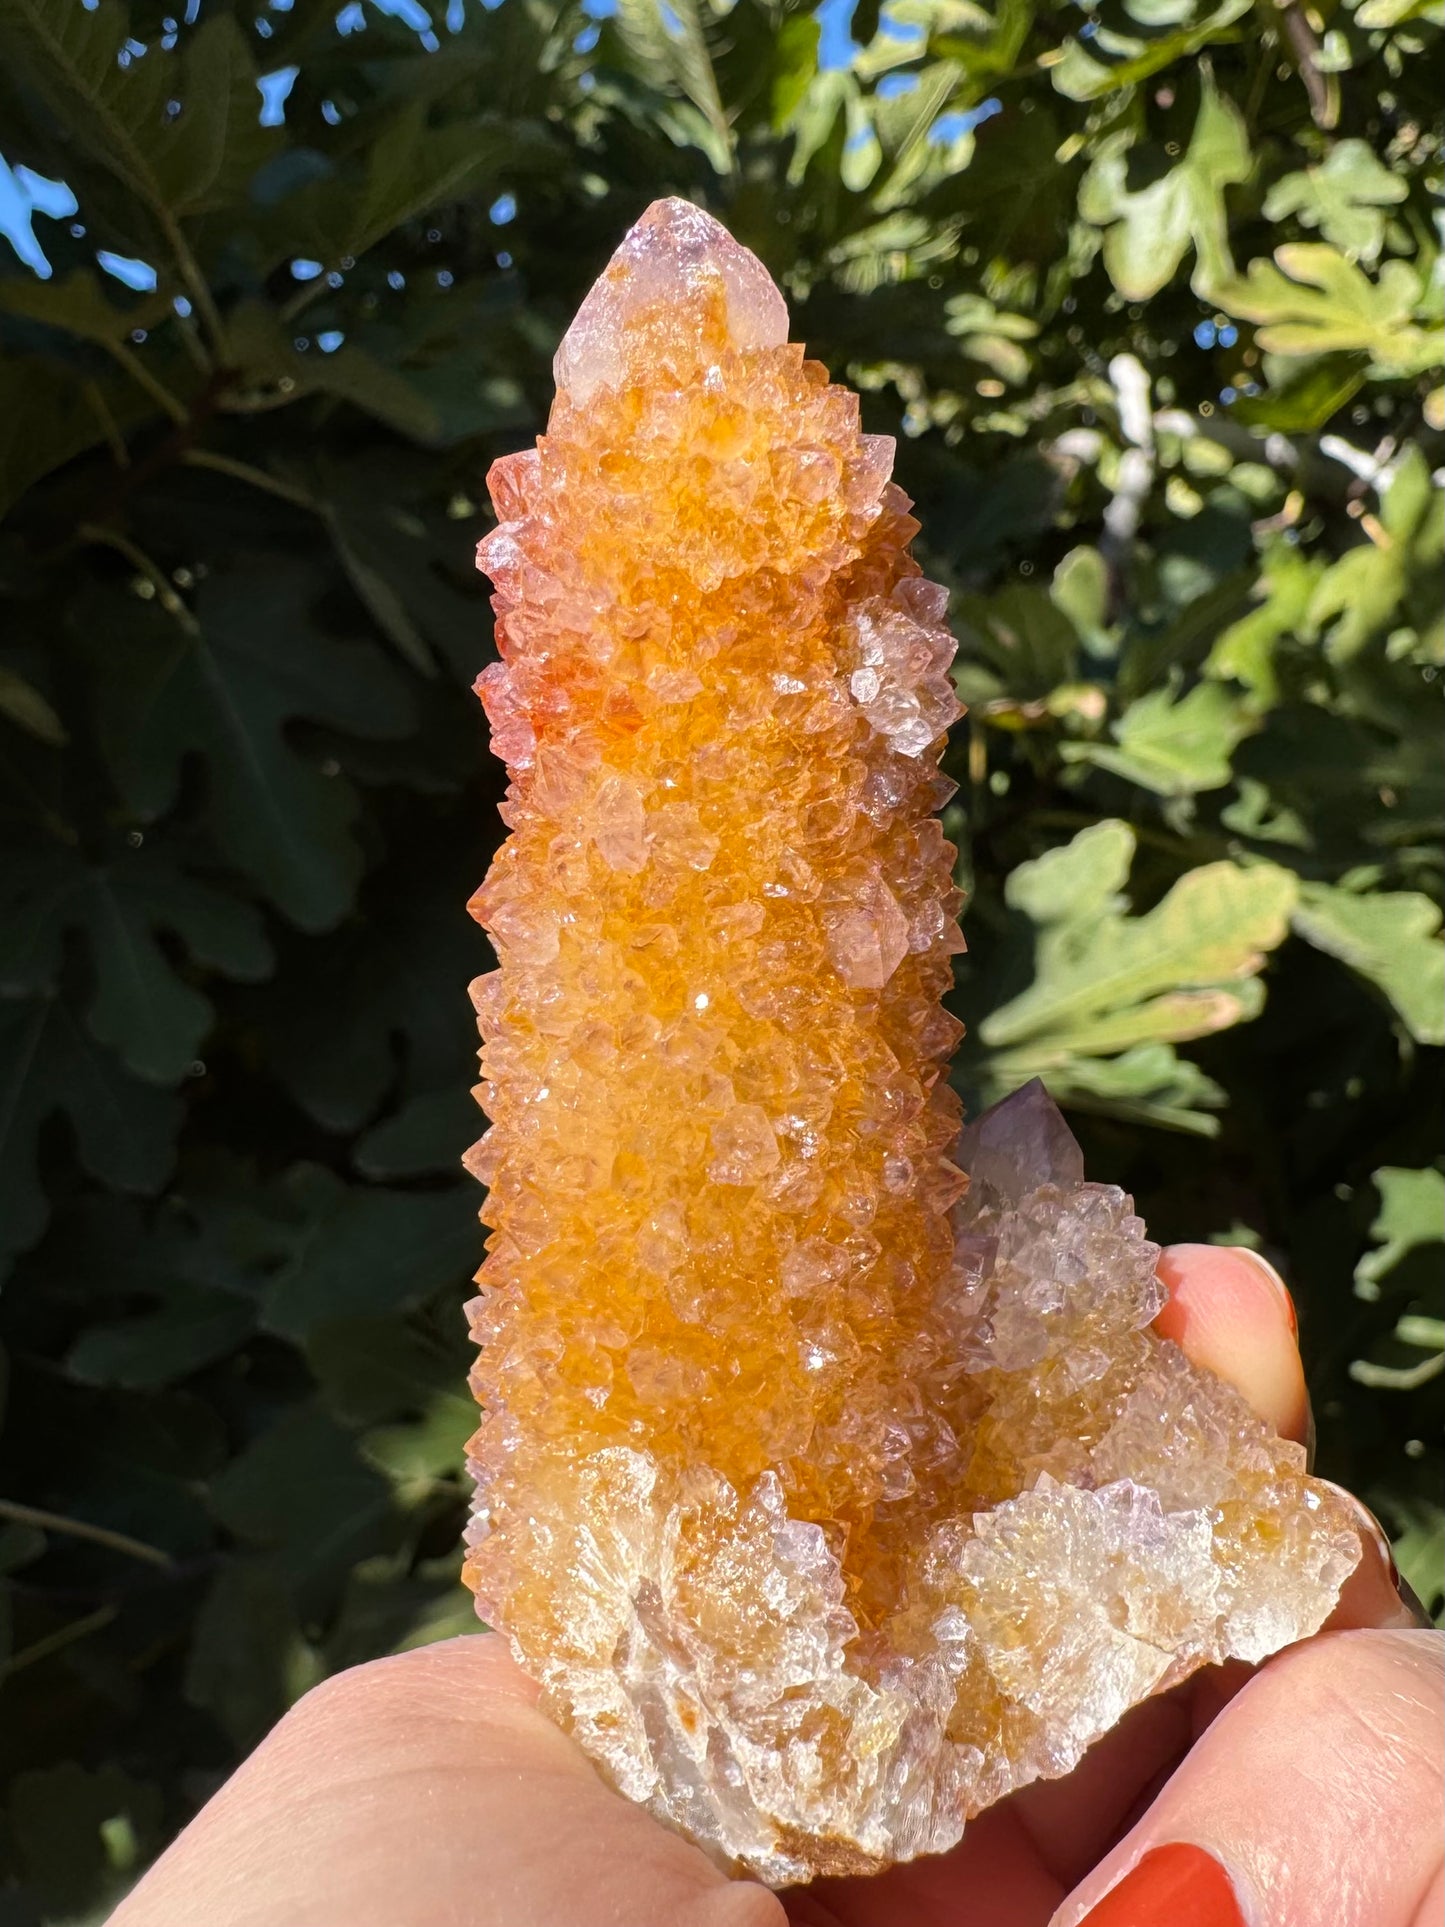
[958,1077,1086,1198]
[553,197,789,404]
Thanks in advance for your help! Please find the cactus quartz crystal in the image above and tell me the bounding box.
[464,201,1359,1885]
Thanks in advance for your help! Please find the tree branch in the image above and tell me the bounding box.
[0,1497,174,1569]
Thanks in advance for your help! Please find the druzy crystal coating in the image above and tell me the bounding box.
[464,201,1358,1884]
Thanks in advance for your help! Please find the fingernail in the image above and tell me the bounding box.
[1079,1844,1246,1926]
[1235,1248,1297,1336]
[1315,1481,1434,1627]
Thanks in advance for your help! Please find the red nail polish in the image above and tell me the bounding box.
[1079,1844,1246,1926]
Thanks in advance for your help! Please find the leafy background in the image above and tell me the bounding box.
[0,0,1441,1916]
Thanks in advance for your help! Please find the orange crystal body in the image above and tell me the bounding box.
[464,202,1358,1884]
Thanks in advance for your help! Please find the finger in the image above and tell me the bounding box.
[787,1801,1066,1927]
[1153,1244,1310,1446]
[107,1636,782,1927]
[1050,1628,1445,1927]
[1316,1483,1433,1633]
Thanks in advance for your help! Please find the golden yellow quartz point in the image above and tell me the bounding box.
[463,200,1359,1885]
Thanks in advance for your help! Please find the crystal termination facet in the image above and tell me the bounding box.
[465,200,1358,1885]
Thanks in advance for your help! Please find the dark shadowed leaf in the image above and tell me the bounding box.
[0,0,277,225]
[261,1168,477,1340]
[66,1282,255,1390]
[0,999,179,1261]
[355,1086,480,1178]
[184,1557,322,1749]
[306,1314,469,1429]
[76,565,414,929]
[5,1764,161,1920]
[209,1403,398,1604]
[0,843,271,1084]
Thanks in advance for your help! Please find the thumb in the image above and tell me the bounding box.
[1051,1627,1444,1927]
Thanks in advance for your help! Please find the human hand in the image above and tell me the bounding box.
[107,1246,1442,1927]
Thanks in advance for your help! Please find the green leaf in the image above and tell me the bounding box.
[1293,883,1445,1045]
[66,1281,255,1391]
[973,823,1295,1130]
[870,59,965,211]
[184,1558,322,1749]
[306,1315,467,1429]
[326,1550,481,1672]
[209,1404,397,1605]
[1204,543,1323,704]
[0,998,179,1262]
[324,509,435,674]
[1026,1042,1229,1136]
[356,1086,479,1178]
[1351,0,1438,21]
[1049,0,1251,104]
[0,1,276,229]
[1262,139,1408,264]
[611,0,735,176]
[1050,546,1115,659]
[0,844,271,1084]
[1065,679,1256,794]
[1306,546,1401,662]
[1350,1164,1444,1393]
[943,293,1038,385]
[1355,1166,1445,1298]
[1380,1496,1443,1622]
[1229,351,1369,433]
[258,866,483,1130]
[1217,244,1439,374]
[226,302,440,442]
[0,0,175,212]
[0,354,148,521]
[260,1166,477,1341]
[1302,447,1444,661]
[363,1391,474,1489]
[1077,72,1251,299]
[347,104,543,264]
[153,13,280,218]
[0,267,174,347]
[317,449,495,678]
[1351,1329,1444,1390]
[955,582,1081,700]
[6,1764,161,1921]
[780,65,850,185]
[256,100,551,274]
[1003,816,1135,920]
[77,565,414,930]
[769,13,820,127]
